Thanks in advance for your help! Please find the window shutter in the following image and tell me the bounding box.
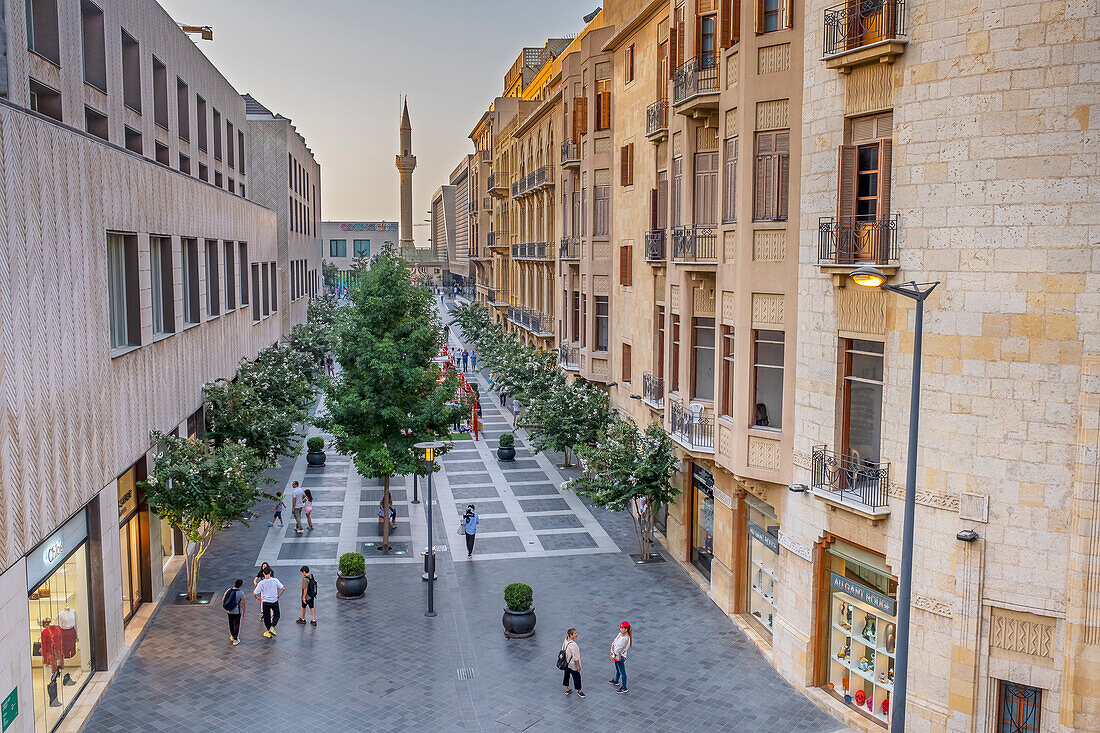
[732,1,741,42]
[877,139,892,218]
[669,30,678,79]
[754,154,769,219]
[650,188,659,229]
[778,152,790,220]
[677,22,686,66]
[628,143,634,185]
[720,0,732,47]
[755,0,763,34]
[578,97,587,135]
[837,145,857,220]
[782,0,793,29]
[621,145,628,185]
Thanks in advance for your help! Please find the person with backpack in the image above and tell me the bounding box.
[559,628,584,698]
[608,621,632,693]
[297,566,318,626]
[222,579,247,646]
[252,567,285,638]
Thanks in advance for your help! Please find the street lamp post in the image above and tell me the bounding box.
[414,440,444,618]
[850,266,938,733]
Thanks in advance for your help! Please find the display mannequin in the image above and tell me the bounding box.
[56,606,78,685]
[39,619,63,707]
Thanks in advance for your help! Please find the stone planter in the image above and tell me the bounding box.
[306,449,326,467]
[336,573,367,599]
[497,445,516,462]
[502,606,536,638]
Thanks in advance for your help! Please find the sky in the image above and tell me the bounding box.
[160,0,599,231]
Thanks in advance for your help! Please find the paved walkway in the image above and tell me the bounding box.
[84,296,847,733]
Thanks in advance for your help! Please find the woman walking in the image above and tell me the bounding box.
[303,489,314,531]
[462,505,479,558]
[608,621,632,693]
[561,628,584,697]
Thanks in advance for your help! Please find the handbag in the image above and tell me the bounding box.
[457,524,465,536]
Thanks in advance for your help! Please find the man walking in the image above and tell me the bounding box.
[253,567,285,638]
[290,480,306,534]
[222,579,247,646]
[462,505,479,558]
[470,352,477,372]
[499,385,507,408]
[462,350,469,372]
[297,566,318,626]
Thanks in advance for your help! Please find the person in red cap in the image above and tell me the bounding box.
[609,621,632,693]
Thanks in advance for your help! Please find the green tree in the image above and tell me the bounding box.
[140,433,267,600]
[520,376,610,467]
[568,418,680,561]
[322,259,339,289]
[318,246,465,552]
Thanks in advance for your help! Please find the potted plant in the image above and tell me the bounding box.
[497,433,516,462]
[502,582,536,638]
[306,436,326,466]
[336,552,367,599]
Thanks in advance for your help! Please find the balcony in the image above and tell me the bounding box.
[479,148,492,163]
[673,56,719,113]
[671,225,717,262]
[642,372,664,410]
[823,0,908,73]
[559,344,580,370]
[511,242,551,261]
[669,402,714,453]
[817,214,899,271]
[507,305,554,337]
[644,230,666,263]
[470,245,491,261]
[561,140,581,169]
[467,199,477,213]
[560,237,580,260]
[645,99,669,141]
[482,197,491,211]
[811,446,890,517]
[487,230,509,250]
[488,172,509,197]
[487,288,508,307]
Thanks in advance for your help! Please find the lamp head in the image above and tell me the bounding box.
[850,266,887,288]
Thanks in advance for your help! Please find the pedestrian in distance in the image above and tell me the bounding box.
[378,500,397,530]
[462,349,469,372]
[221,579,247,646]
[560,628,584,697]
[325,354,335,377]
[608,621,632,693]
[290,480,306,534]
[297,566,318,626]
[268,492,285,527]
[471,352,477,372]
[499,385,507,408]
[253,567,285,638]
[462,504,479,558]
[303,489,314,531]
[512,398,521,422]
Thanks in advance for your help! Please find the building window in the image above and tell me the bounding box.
[571,290,580,341]
[581,295,586,345]
[178,153,190,175]
[625,44,635,83]
[123,125,142,155]
[212,109,222,160]
[723,137,738,223]
[693,151,719,225]
[154,141,169,166]
[842,339,884,464]
[29,79,62,121]
[177,78,190,141]
[205,240,220,317]
[330,239,347,258]
[26,0,61,65]
[594,184,610,236]
[214,171,223,189]
[753,130,790,221]
[121,29,141,113]
[752,329,784,429]
[270,262,278,311]
[672,156,683,227]
[656,306,666,380]
[671,314,681,392]
[85,106,108,140]
[238,131,246,174]
[261,263,270,316]
[353,239,370,257]
[622,343,632,383]
[181,238,199,324]
[81,0,107,92]
[758,0,783,32]
[595,79,611,131]
[226,122,235,168]
[619,244,632,286]
[152,56,169,130]
[251,263,261,320]
[595,295,609,352]
[239,242,249,305]
[997,681,1041,733]
[699,14,717,66]
[150,236,174,335]
[198,162,208,182]
[195,96,207,151]
[721,0,742,46]
[620,142,634,186]
[720,326,735,416]
[692,317,715,401]
[106,233,139,350]
[224,241,236,310]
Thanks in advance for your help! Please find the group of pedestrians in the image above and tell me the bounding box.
[222,563,319,645]
[269,481,314,533]
[559,622,632,697]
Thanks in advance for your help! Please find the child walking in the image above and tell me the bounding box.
[268,492,285,527]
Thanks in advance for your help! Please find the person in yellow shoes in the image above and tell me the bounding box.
[252,567,285,638]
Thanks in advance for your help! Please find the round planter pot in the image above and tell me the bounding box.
[336,573,367,599]
[497,445,516,462]
[502,606,536,638]
[306,450,327,467]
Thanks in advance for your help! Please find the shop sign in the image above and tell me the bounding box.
[748,522,779,555]
[692,464,714,496]
[830,571,896,616]
[26,511,87,591]
[1,688,16,731]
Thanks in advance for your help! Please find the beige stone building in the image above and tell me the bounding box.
[461,0,1099,730]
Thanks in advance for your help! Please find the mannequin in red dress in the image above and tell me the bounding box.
[40,619,63,707]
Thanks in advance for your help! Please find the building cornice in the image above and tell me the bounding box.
[513,87,564,138]
[604,0,668,52]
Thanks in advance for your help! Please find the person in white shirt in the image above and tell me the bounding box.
[608,621,632,693]
[252,567,285,638]
[561,628,584,698]
[290,481,306,534]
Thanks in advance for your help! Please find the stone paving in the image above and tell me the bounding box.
[84,297,847,733]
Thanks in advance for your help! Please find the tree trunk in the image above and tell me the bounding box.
[562,447,573,469]
[184,525,213,601]
[381,474,392,553]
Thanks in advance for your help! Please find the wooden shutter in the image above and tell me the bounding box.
[755,0,763,34]
[577,97,587,135]
[678,21,686,65]
[720,0,732,47]
[837,145,857,220]
[621,145,631,186]
[622,343,632,382]
[776,131,790,220]
[782,0,793,29]
[650,188,659,229]
[877,139,892,217]
[628,143,634,185]
[669,29,677,79]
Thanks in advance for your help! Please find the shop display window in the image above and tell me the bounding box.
[745,496,778,637]
[691,465,714,578]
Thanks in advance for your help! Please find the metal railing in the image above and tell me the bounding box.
[467,199,476,213]
[646,99,669,137]
[560,237,580,259]
[479,148,492,163]
[817,214,899,265]
[512,165,556,198]
[669,402,714,449]
[561,140,580,165]
[482,197,491,211]
[642,372,665,408]
[558,344,580,369]
[488,172,509,193]
[823,0,907,57]
[811,446,889,510]
[507,305,554,335]
[487,230,509,248]
[673,55,719,105]
[644,230,666,261]
[511,242,550,260]
[671,225,717,261]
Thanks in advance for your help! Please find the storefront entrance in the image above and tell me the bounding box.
[690,464,714,578]
[744,495,779,638]
[117,463,150,623]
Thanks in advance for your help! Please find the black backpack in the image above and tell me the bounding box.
[222,588,238,612]
[556,644,569,671]
[306,574,318,600]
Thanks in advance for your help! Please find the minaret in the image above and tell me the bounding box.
[395,99,416,250]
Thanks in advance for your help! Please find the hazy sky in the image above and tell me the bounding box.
[160,0,599,228]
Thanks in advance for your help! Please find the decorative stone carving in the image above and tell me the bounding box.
[838,287,885,336]
[913,594,953,618]
[959,492,989,523]
[693,286,716,315]
[725,54,739,91]
[723,230,736,261]
[752,230,785,262]
[779,531,813,562]
[757,44,791,75]
[594,168,611,186]
[755,99,789,131]
[887,483,960,511]
[990,609,1054,658]
[724,107,738,138]
[747,435,781,470]
[718,423,733,458]
[722,291,736,324]
[593,275,609,295]
[714,486,733,509]
[670,284,680,310]
[792,451,812,470]
[845,62,893,117]
[595,61,611,80]
[591,358,609,378]
[593,242,611,259]
[696,126,718,152]
[672,131,683,158]
[594,137,611,155]
[751,293,785,328]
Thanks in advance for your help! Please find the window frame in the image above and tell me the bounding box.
[752,130,790,222]
[181,238,200,324]
[106,232,140,351]
[723,136,738,223]
[720,325,735,417]
[619,244,633,287]
[150,235,175,336]
[691,317,716,402]
[594,295,609,352]
[997,680,1041,733]
[751,329,785,429]
[622,343,632,384]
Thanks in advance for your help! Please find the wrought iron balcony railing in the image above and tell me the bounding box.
[671,225,717,262]
[508,305,554,336]
[642,372,664,408]
[482,197,491,211]
[673,56,719,106]
[669,401,714,450]
[811,446,889,510]
[646,99,669,138]
[644,230,666,262]
[488,173,509,195]
[558,344,580,369]
[487,230,509,248]
[561,140,580,166]
[817,214,899,266]
[479,148,492,163]
[511,242,550,260]
[560,236,580,260]
[823,0,907,58]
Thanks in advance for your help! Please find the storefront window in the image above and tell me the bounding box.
[691,464,714,578]
[27,513,93,733]
[824,539,898,726]
[118,464,148,622]
[745,495,778,637]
